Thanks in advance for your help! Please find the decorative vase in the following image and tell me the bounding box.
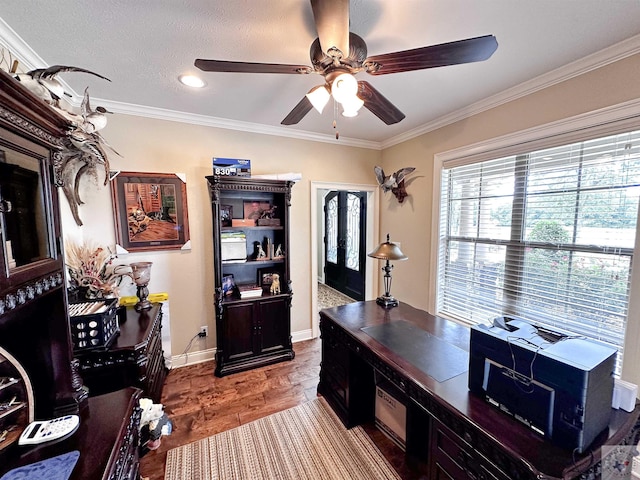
[130,262,153,311]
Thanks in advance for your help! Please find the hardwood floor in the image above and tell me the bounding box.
[139,338,424,480]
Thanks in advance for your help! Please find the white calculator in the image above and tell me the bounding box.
[18,415,80,445]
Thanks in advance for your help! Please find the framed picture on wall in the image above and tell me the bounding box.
[110,171,190,252]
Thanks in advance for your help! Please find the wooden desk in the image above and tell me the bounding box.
[0,387,142,480]
[75,304,167,402]
[318,301,640,480]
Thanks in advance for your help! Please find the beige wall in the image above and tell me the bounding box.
[60,117,381,360]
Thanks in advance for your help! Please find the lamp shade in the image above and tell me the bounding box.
[368,235,407,261]
[306,85,331,114]
[341,96,364,117]
[331,73,358,104]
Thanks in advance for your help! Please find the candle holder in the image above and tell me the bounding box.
[130,262,153,311]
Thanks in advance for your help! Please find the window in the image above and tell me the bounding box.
[437,129,640,371]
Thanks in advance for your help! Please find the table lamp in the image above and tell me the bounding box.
[368,234,408,308]
[130,262,153,311]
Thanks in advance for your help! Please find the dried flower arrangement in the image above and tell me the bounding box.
[65,239,132,299]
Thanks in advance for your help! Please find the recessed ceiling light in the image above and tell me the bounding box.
[179,75,206,88]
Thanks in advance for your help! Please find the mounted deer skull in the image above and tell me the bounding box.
[374,166,416,203]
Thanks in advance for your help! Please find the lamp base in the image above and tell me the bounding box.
[376,295,399,308]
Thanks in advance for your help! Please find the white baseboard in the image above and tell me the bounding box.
[170,347,216,368]
[170,329,316,368]
[292,328,314,343]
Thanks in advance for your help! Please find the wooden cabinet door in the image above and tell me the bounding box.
[221,302,256,361]
[256,296,290,355]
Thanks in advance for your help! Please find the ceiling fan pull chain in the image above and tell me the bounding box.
[333,100,339,139]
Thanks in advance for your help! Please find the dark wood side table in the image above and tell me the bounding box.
[318,301,640,480]
[0,387,143,480]
[75,304,167,402]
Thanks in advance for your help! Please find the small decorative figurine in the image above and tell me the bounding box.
[270,273,281,295]
[256,242,267,259]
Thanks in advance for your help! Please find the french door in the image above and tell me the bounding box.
[324,190,366,300]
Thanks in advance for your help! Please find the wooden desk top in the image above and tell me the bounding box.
[319,300,640,479]
[0,387,141,480]
[111,303,162,351]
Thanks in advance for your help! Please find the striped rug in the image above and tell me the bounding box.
[165,398,401,480]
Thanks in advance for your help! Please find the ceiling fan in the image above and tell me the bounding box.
[195,0,498,127]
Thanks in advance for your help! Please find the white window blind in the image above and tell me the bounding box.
[437,129,640,371]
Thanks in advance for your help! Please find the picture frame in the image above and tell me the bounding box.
[220,204,233,227]
[222,274,236,297]
[243,200,271,221]
[110,171,190,252]
[257,267,283,288]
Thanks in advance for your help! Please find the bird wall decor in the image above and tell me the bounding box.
[13,64,119,226]
[14,64,110,106]
[374,166,416,203]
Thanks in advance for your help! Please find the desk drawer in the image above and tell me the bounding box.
[430,417,509,480]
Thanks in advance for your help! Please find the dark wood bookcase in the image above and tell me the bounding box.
[206,176,295,376]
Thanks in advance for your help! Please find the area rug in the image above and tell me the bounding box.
[165,398,401,480]
[317,283,356,311]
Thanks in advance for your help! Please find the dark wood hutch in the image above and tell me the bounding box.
[0,69,142,479]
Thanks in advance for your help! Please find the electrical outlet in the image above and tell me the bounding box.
[199,326,208,338]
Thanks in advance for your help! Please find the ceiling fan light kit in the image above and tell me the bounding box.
[195,0,498,130]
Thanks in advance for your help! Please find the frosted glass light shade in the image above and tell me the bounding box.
[331,73,358,104]
[306,85,331,113]
[341,96,364,117]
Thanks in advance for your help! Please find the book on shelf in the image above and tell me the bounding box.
[238,284,263,298]
[221,231,246,239]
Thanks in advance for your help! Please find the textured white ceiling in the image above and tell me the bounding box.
[1,1,640,146]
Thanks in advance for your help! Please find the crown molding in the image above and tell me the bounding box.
[0,17,48,69]
[85,98,382,150]
[381,34,640,149]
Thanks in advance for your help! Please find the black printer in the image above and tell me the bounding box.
[468,317,617,453]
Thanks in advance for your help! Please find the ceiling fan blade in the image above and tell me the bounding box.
[195,59,312,75]
[364,35,498,76]
[357,81,405,125]
[311,0,350,58]
[281,95,314,125]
